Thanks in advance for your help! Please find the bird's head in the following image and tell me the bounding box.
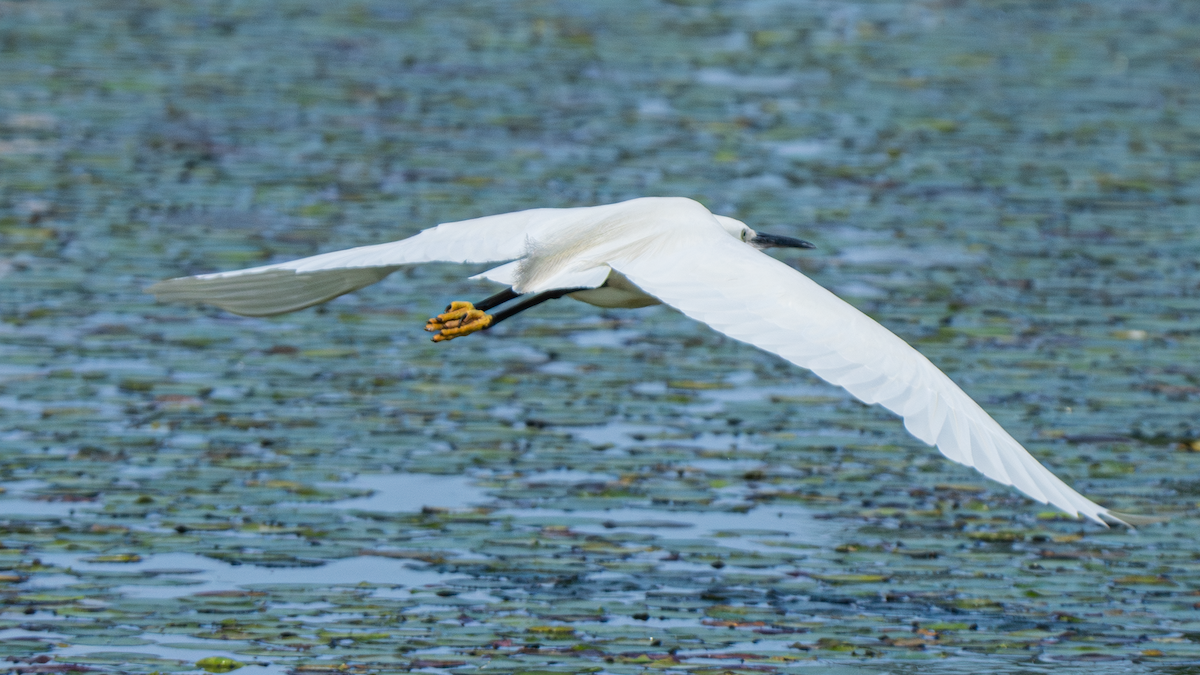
[714,216,816,251]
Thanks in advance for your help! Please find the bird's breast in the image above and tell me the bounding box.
[567,270,660,309]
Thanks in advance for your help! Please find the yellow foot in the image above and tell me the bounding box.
[424,301,493,342]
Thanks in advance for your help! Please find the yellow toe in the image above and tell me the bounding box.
[426,303,492,342]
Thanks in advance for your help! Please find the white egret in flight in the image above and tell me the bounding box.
[151,197,1138,526]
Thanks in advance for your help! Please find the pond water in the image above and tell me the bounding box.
[3,1,1200,673]
[310,473,490,512]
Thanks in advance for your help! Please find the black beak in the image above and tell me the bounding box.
[750,232,816,250]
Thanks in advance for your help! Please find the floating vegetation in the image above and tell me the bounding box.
[196,656,245,673]
[2,0,1199,673]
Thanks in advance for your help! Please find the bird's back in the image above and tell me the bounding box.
[510,197,721,294]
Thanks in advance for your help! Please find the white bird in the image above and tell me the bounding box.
[150,196,1138,526]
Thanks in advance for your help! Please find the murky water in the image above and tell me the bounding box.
[2,1,1200,673]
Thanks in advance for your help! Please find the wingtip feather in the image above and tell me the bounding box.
[1101,510,1167,528]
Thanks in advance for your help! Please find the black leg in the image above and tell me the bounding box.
[472,287,520,312]
[488,287,587,327]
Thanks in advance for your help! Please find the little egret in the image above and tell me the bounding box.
[151,196,1137,526]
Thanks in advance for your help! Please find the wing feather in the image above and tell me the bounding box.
[147,267,397,317]
[609,231,1114,525]
[149,203,623,316]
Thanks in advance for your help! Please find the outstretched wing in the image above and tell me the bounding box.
[149,204,618,316]
[609,230,1116,525]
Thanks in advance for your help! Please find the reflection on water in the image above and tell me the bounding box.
[313,473,490,512]
[502,504,837,550]
[518,469,619,483]
[562,421,776,452]
[0,498,84,517]
[0,479,96,517]
[53,636,282,672]
[31,552,452,598]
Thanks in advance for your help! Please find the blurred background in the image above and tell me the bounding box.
[2,1,1199,672]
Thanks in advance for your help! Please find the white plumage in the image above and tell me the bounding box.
[151,197,1130,526]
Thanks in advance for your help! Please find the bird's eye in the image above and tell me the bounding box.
[741,230,750,242]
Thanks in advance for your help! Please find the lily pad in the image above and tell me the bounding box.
[810,574,891,584]
[196,656,245,673]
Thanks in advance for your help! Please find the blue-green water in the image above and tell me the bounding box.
[2,1,1200,673]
